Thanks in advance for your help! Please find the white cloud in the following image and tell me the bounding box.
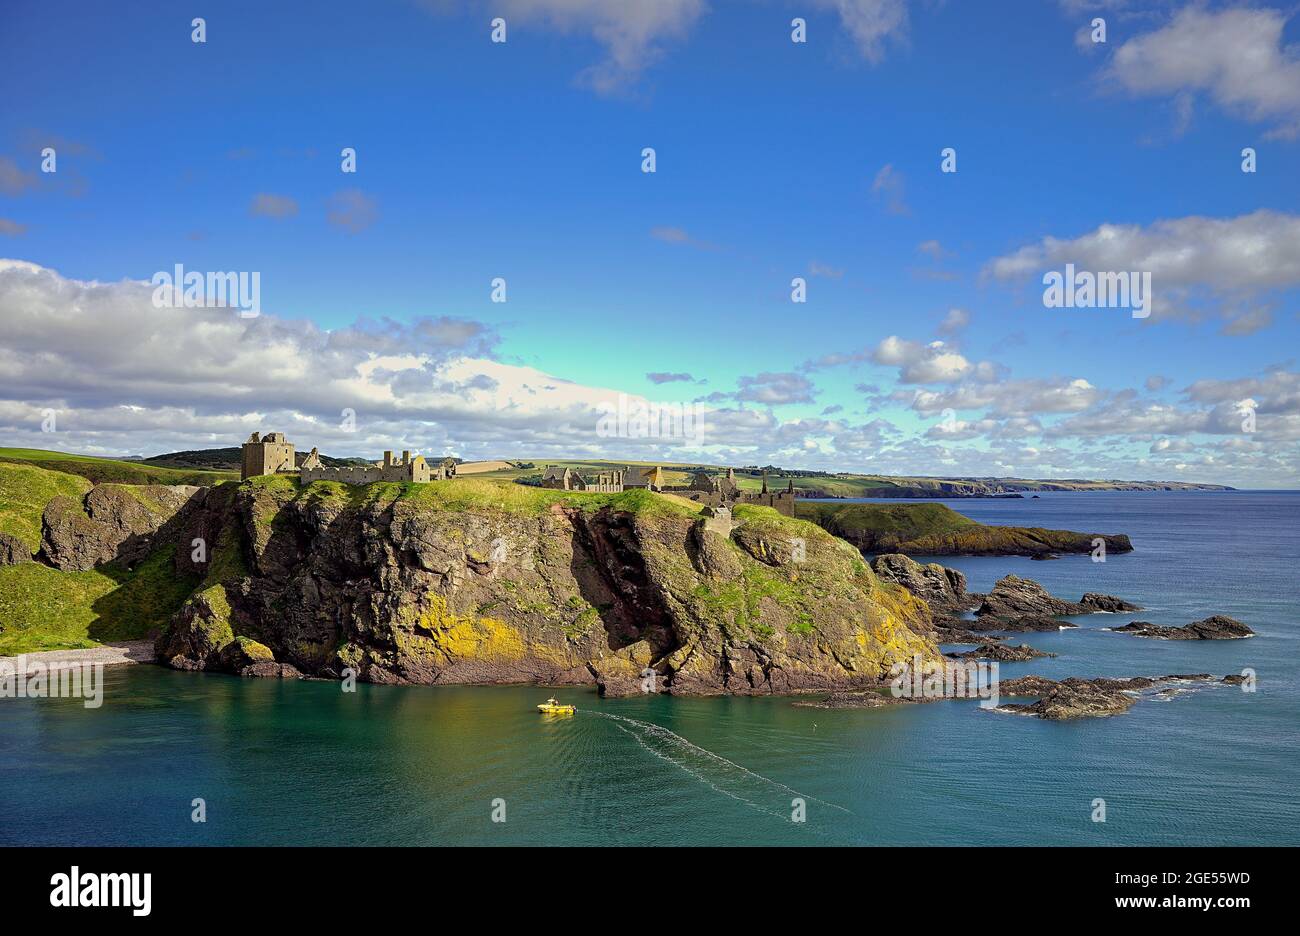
[986,210,1300,330]
[1105,6,1300,137]
[872,337,980,384]
[817,0,910,63]
[487,0,705,94]
[937,307,969,335]
[910,376,1102,417]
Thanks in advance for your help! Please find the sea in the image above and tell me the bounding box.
[2,491,1296,846]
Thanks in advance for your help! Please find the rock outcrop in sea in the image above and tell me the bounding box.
[1111,616,1255,640]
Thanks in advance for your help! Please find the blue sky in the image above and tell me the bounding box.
[1,0,1298,485]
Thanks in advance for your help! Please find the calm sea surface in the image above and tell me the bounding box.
[2,491,1297,846]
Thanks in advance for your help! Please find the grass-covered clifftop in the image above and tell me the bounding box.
[796,501,1133,556]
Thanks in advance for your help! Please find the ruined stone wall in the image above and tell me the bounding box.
[299,463,436,486]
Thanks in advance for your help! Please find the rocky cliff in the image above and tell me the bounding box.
[39,476,939,695]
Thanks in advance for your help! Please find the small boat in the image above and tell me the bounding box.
[537,697,575,715]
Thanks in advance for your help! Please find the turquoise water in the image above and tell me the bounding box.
[2,492,1297,846]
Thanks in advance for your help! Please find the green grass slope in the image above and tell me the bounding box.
[0,448,236,486]
[0,545,198,655]
[0,462,93,552]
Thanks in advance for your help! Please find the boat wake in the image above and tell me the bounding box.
[585,711,852,826]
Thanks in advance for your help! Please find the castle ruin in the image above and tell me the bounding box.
[241,431,296,480]
[241,432,452,485]
[541,466,625,492]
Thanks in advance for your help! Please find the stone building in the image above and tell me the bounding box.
[241,431,296,480]
[623,466,664,491]
[301,449,434,485]
[689,467,739,498]
[241,432,451,486]
[540,466,624,492]
[738,472,797,517]
[674,468,797,517]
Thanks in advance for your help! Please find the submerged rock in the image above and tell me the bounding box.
[1111,616,1254,640]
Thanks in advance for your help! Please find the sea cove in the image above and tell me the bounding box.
[4,492,1296,847]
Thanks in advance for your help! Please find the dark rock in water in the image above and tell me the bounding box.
[1030,553,1058,561]
[1222,673,1249,685]
[794,688,928,709]
[239,661,302,678]
[1112,616,1254,640]
[981,614,1077,633]
[946,642,1055,662]
[974,575,1139,630]
[218,636,277,671]
[933,624,1006,644]
[998,673,1218,719]
[977,575,1081,619]
[802,672,1235,717]
[1080,593,1141,613]
[870,554,976,615]
[0,531,32,566]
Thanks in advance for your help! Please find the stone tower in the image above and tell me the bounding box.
[241,431,296,480]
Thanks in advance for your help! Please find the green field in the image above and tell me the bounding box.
[0,545,198,655]
[0,447,237,486]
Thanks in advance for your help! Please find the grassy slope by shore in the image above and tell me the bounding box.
[0,545,198,655]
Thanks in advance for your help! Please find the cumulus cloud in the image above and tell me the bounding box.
[0,155,39,196]
[458,0,707,95]
[937,307,969,335]
[986,209,1300,330]
[816,0,910,63]
[0,260,813,464]
[327,189,378,233]
[734,372,817,405]
[808,260,845,279]
[249,193,299,219]
[3,261,1295,485]
[871,163,909,215]
[1105,6,1300,138]
[649,225,717,250]
[871,337,988,385]
[646,371,698,384]
[909,377,1102,418]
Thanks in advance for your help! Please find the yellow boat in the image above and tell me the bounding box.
[537,697,575,715]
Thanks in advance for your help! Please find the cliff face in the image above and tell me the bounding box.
[150,478,938,695]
